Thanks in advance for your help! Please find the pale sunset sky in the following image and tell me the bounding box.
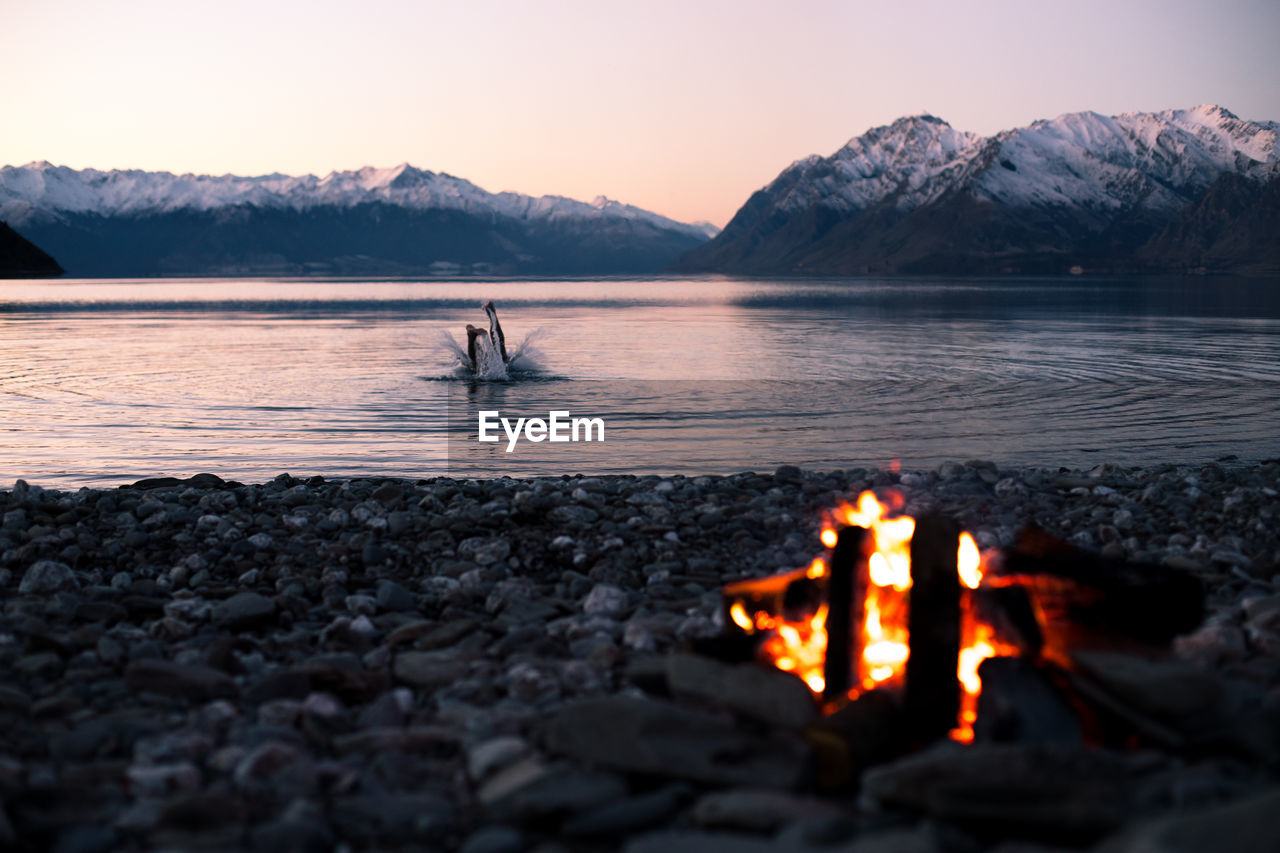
[3,0,1277,226]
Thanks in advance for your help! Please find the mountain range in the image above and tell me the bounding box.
[675,105,1280,275]
[0,163,718,277]
[3,105,1278,279]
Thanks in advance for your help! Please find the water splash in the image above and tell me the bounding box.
[436,327,547,381]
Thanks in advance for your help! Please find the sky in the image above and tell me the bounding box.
[3,0,1278,226]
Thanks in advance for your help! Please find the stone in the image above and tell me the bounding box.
[212,591,276,630]
[1071,650,1222,721]
[468,736,530,782]
[459,536,511,566]
[562,784,691,837]
[356,691,407,729]
[488,765,628,818]
[124,659,238,701]
[459,826,523,853]
[332,726,459,756]
[249,815,333,853]
[125,761,202,796]
[583,583,629,617]
[477,756,555,806]
[665,653,817,729]
[545,696,810,789]
[623,831,781,853]
[376,579,416,612]
[506,662,561,704]
[393,651,470,687]
[862,743,1136,839]
[19,560,79,593]
[774,465,803,483]
[1173,623,1248,667]
[233,741,315,796]
[691,788,845,832]
[331,792,454,841]
[1096,787,1280,853]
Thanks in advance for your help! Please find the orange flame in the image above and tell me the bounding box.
[730,490,1018,741]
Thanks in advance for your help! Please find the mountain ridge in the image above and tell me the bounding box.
[0,163,717,276]
[675,105,1280,275]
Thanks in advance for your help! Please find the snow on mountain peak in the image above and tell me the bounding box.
[0,163,710,239]
[767,113,981,215]
[759,106,1277,221]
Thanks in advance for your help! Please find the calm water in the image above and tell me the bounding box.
[1,276,1278,486]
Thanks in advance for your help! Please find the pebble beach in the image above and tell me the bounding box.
[2,461,1278,852]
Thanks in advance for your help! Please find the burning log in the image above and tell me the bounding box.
[997,527,1205,654]
[821,525,866,703]
[711,487,1213,770]
[904,514,961,742]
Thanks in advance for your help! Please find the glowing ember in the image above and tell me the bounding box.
[759,604,828,698]
[950,620,1020,743]
[958,532,982,589]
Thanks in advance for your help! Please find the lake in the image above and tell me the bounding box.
[1,276,1277,487]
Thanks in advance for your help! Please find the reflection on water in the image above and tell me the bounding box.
[1,276,1278,486]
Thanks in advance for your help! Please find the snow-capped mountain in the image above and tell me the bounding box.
[677,105,1280,275]
[0,163,717,276]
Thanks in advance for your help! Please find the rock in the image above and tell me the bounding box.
[623,831,782,853]
[331,726,459,756]
[233,741,315,796]
[212,592,276,630]
[376,579,416,612]
[1096,787,1280,853]
[545,696,810,789]
[124,659,238,701]
[691,788,845,832]
[562,784,691,837]
[1071,650,1222,721]
[345,594,377,616]
[0,686,31,715]
[468,736,530,782]
[372,481,403,505]
[1173,623,1248,666]
[356,691,408,729]
[477,756,555,806]
[583,583,629,617]
[862,743,1136,839]
[245,669,312,704]
[125,761,202,796]
[249,814,333,853]
[459,536,511,566]
[332,792,454,842]
[19,560,79,593]
[774,465,803,483]
[665,653,817,729]
[393,651,470,687]
[458,826,523,853]
[487,765,628,818]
